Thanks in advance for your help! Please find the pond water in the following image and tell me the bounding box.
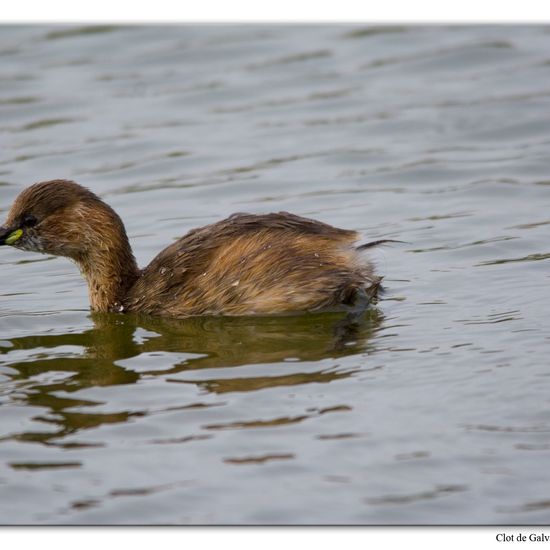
[1,24,550,525]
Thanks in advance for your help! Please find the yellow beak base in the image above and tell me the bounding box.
[5,229,23,245]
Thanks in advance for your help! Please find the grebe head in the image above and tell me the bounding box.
[0,179,122,260]
[1,179,139,312]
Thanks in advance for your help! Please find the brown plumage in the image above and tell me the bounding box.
[0,179,385,317]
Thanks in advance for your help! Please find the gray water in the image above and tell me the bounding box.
[1,24,550,525]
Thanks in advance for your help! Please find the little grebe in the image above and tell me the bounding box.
[0,180,389,317]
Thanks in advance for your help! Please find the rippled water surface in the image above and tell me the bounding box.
[1,25,550,524]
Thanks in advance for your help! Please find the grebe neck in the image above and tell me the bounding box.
[71,204,140,312]
[78,245,140,312]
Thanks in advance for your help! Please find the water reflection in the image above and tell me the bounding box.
[1,309,383,445]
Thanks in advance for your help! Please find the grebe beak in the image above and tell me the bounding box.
[0,226,23,246]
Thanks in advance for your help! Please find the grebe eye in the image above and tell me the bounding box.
[22,214,38,228]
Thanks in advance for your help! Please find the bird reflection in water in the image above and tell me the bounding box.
[1,309,383,445]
